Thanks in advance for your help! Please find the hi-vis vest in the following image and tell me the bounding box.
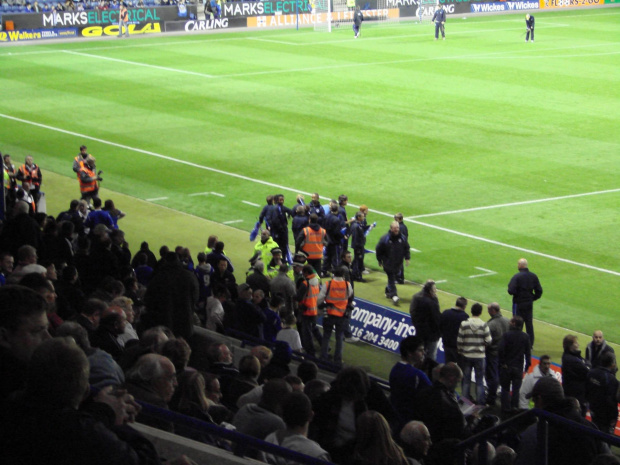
[78,166,98,193]
[325,280,348,317]
[301,274,320,316]
[301,227,325,260]
[18,164,41,187]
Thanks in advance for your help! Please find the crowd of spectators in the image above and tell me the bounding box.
[0,0,194,15]
[1,159,619,465]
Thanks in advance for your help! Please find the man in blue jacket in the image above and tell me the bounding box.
[376,221,410,305]
[431,5,446,40]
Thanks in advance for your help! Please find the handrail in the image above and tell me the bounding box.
[138,401,335,465]
[456,408,620,465]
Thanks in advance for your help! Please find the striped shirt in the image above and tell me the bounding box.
[457,317,491,359]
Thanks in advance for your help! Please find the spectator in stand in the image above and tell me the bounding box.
[232,378,291,442]
[585,330,615,368]
[389,335,432,429]
[125,353,179,432]
[203,342,238,378]
[90,305,127,361]
[3,202,41,257]
[85,231,120,294]
[457,303,491,405]
[203,372,234,424]
[399,421,432,465]
[498,316,531,413]
[270,264,296,315]
[439,296,469,364]
[514,377,607,465]
[119,325,171,372]
[520,354,555,408]
[486,302,510,406]
[0,251,14,286]
[0,285,50,400]
[264,391,332,465]
[204,284,226,333]
[19,272,63,334]
[234,283,265,339]
[260,342,293,382]
[131,241,158,270]
[263,295,284,343]
[103,199,126,229]
[410,279,441,361]
[206,241,234,272]
[194,252,212,320]
[586,352,619,434]
[70,297,107,343]
[211,257,238,301]
[143,251,198,340]
[413,362,470,444]
[110,229,131,268]
[561,334,590,417]
[349,410,409,465]
[0,337,176,465]
[297,360,319,384]
[222,354,261,412]
[310,367,396,464]
[246,260,271,299]
[277,312,303,352]
[133,252,153,286]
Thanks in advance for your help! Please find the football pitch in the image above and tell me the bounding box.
[1,8,619,349]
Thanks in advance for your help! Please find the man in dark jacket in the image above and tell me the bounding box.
[349,211,367,282]
[440,296,469,364]
[561,334,590,417]
[322,203,345,277]
[498,316,531,412]
[586,351,619,434]
[143,252,199,340]
[507,258,542,348]
[585,330,615,368]
[376,221,410,305]
[410,279,440,360]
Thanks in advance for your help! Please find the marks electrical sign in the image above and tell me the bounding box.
[43,8,161,27]
[223,0,315,17]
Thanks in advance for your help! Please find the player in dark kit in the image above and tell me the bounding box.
[353,6,364,38]
[525,14,535,42]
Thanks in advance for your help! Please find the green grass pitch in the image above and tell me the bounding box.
[1,8,619,366]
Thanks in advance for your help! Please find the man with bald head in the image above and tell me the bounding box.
[508,258,542,348]
[400,421,432,465]
[585,330,615,368]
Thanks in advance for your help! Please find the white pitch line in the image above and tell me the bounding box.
[407,188,620,219]
[210,192,225,197]
[188,192,210,197]
[406,218,620,277]
[223,219,243,224]
[468,267,497,279]
[146,196,169,202]
[435,280,448,284]
[410,247,421,253]
[62,50,216,78]
[10,39,612,83]
[247,37,299,46]
[242,200,261,207]
[2,112,619,278]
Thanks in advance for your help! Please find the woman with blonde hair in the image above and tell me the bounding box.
[349,411,409,465]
